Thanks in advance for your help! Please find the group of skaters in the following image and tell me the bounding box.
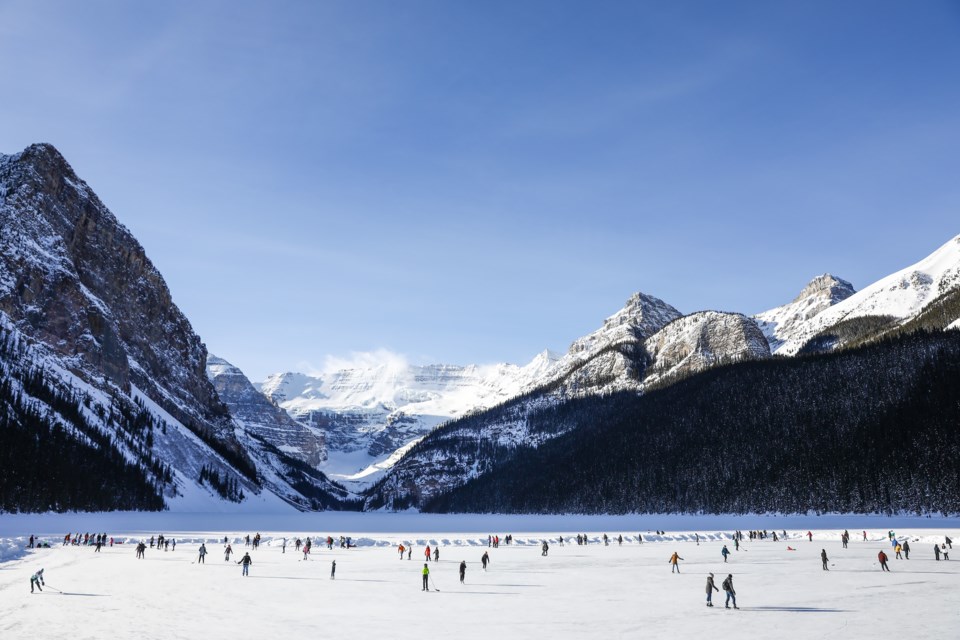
[62,532,112,549]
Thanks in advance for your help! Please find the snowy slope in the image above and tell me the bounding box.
[763,235,960,355]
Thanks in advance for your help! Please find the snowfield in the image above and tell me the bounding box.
[1,514,957,639]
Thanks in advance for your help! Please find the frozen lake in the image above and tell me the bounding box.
[1,514,958,639]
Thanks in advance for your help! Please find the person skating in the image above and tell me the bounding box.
[225,544,233,561]
[942,544,951,561]
[895,543,902,559]
[330,560,336,580]
[407,547,412,560]
[481,551,489,570]
[669,552,683,573]
[282,538,287,554]
[398,544,406,559]
[136,541,146,559]
[807,531,813,542]
[934,545,941,561]
[722,574,738,609]
[878,550,890,571]
[705,573,718,607]
[903,540,911,559]
[425,545,432,562]
[459,560,466,584]
[733,537,739,551]
[422,563,430,591]
[198,543,207,564]
[434,547,439,562]
[821,549,829,570]
[30,569,44,593]
[541,540,549,556]
[721,545,730,563]
[238,552,252,576]
[946,536,953,550]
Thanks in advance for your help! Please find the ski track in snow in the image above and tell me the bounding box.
[1,515,958,639]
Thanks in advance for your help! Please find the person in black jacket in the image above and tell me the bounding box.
[238,552,252,576]
[821,549,829,570]
[722,574,738,609]
[459,560,467,584]
[705,573,718,607]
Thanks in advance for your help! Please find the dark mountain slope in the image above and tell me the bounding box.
[425,330,960,515]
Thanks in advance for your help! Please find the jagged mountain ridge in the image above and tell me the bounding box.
[754,274,856,353]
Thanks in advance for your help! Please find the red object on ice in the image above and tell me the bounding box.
[787,546,795,551]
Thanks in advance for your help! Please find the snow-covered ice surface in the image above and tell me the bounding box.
[1,514,958,639]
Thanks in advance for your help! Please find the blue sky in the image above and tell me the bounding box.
[1,1,958,381]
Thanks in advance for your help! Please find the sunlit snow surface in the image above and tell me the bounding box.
[1,514,958,639]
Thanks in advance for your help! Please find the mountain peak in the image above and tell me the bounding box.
[793,274,856,305]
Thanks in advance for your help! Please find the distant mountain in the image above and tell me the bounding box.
[258,351,563,489]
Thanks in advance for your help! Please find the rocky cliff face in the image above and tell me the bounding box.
[207,355,326,466]
[0,144,243,456]
[643,311,771,387]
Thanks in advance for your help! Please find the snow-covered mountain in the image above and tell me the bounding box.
[364,296,772,509]
[754,274,856,354]
[258,351,563,488]
[0,143,344,512]
[755,235,960,355]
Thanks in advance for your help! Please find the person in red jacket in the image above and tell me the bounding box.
[424,545,431,562]
[878,550,890,571]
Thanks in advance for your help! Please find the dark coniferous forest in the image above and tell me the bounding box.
[424,330,960,515]
[0,328,168,512]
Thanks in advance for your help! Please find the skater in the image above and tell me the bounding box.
[198,543,207,564]
[136,541,146,559]
[878,550,890,571]
[330,560,336,580]
[434,547,439,562]
[934,545,941,561]
[282,538,287,554]
[695,533,699,546]
[425,545,431,562]
[481,551,490,570]
[895,543,902,559]
[807,531,813,542]
[821,549,829,570]
[705,573,718,607]
[669,551,683,573]
[29,535,34,549]
[722,574,738,609]
[903,540,911,559]
[618,534,623,546]
[30,569,44,593]
[942,544,950,561]
[541,540,549,556]
[734,537,739,551]
[238,552,252,576]
[863,530,868,541]
[459,560,466,584]
[721,545,730,563]
[225,544,233,561]
[947,536,953,550]
[407,547,412,560]
[422,564,430,591]
[398,544,405,559]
